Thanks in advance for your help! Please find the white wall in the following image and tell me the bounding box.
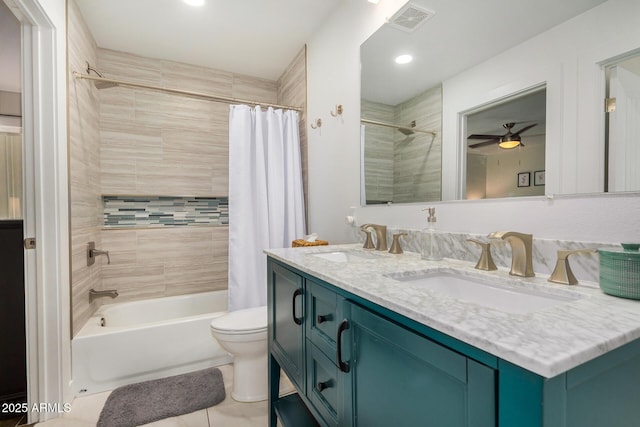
[306,0,640,245]
[306,0,406,243]
[11,0,71,419]
[485,142,545,199]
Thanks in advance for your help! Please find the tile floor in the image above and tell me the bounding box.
[33,364,290,427]
[0,414,29,427]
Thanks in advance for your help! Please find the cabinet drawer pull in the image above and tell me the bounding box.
[292,288,303,325]
[316,380,332,392]
[317,314,332,324]
[337,319,350,373]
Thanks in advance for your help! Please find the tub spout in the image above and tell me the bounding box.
[89,288,119,304]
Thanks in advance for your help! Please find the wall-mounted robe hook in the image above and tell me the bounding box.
[311,118,322,129]
[330,104,344,117]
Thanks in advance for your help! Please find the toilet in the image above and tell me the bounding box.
[210,305,268,402]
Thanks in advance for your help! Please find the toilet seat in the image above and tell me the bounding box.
[210,306,267,335]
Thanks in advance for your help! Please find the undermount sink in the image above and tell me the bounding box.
[311,250,380,262]
[386,270,581,314]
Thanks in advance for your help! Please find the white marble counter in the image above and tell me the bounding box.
[265,244,640,378]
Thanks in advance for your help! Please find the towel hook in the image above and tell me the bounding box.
[311,118,322,129]
[330,104,344,117]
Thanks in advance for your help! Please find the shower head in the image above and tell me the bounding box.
[85,62,118,90]
[397,120,416,136]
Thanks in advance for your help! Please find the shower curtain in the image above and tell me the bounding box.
[0,132,22,219]
[228,105,306,311]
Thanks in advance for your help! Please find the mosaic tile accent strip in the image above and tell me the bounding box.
[103,196,228,228]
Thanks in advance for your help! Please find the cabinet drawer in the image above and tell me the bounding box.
[307,279,341,360]
[306,341,340,427]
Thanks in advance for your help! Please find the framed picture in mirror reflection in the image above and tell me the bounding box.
[517,172,530,188]
[534,170,545,186]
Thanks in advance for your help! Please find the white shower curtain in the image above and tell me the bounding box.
[228,105,306,311]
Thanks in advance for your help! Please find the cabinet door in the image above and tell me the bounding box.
[342,301,496,427]
[269,262,306,391]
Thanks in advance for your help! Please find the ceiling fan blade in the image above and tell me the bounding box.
[467,134,502,140]
[511,123,537,136]
[469,139,498,149]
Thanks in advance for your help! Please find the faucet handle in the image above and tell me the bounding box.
[548,248,597,285]
[362,229,375,249]
[389,233,407,254]
[466,239,497,271]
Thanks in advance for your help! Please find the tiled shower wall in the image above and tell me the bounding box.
[68,0,307,335]
[277,47,308,225]
[361,85,442,204]
[393,85,442,203]
[361,100,395,203]
[68,0,103,334]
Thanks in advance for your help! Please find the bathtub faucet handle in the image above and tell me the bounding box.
[87,241,111,266]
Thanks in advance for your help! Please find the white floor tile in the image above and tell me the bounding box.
[207,400,268,427]
[34,419,95,427]
[62,390,111,424]
[33,363,273,427]
[140,408,210,427]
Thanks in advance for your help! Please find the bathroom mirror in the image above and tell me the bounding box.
[359,0,639,204]
[464,86,546,200]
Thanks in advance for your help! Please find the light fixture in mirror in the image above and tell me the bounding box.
[464,87,546,200]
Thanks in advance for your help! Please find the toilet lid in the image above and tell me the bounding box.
[210,306,267,333]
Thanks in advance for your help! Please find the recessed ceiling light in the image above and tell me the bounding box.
[395,54,413,65]
[183,0,205,6]
[368,0,380,3]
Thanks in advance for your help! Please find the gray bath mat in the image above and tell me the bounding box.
[97,367,225,427]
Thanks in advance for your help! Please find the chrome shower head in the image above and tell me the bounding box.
[86,62,118,90]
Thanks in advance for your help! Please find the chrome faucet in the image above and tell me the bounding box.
[488,231,535,277]
[89,288,119,304]
[360,224,388,251]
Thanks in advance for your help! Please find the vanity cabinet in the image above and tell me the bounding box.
[268,258,496,427]
[268,255,640,427]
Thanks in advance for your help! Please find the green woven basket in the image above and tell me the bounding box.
[599,243,640,300]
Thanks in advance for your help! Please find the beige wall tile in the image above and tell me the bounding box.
[69,13,306,319]
[68,0,103,335]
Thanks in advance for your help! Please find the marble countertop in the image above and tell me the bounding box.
[265,244,640,378]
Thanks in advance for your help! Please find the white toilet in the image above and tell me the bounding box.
[210,305,268,402]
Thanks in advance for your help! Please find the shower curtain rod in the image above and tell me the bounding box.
[361,118,437,136]
[72,71,304,112]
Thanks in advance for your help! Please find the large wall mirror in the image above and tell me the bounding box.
[360,0,639,205]
[464,86,546,200]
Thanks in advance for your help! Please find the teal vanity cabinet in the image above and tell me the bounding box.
[268,255,640,427]
[268,258,496,427]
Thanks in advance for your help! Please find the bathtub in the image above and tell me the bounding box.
[72,290,233,396]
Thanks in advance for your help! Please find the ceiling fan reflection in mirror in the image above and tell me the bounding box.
[468,122,537,149]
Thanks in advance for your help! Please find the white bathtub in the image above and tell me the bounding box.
[72,290,233,396]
